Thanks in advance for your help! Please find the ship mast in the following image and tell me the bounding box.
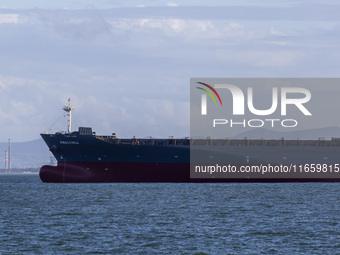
[63,98,74,134]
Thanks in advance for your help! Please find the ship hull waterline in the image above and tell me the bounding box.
[39,162,340,183]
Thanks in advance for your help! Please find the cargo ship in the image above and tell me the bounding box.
[40,99,340,182]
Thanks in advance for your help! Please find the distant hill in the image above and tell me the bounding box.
[0,139,52,169]
[233,126,340,140]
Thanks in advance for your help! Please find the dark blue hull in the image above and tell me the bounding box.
[40,132,340,182]
[40,132,192,182]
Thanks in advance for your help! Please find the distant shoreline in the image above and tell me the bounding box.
[0,168,39,175]
[0,172,39,175]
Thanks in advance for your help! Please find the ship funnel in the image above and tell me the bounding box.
[63,98,74,133]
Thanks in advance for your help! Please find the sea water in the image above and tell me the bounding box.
[0,175,339,254]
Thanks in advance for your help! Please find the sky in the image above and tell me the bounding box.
[1,0,340,141]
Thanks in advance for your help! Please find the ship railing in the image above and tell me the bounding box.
[96,136,190,146]
[189,138,340,147]
[95,135,340,147]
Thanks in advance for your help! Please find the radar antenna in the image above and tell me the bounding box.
[63,98,74,133]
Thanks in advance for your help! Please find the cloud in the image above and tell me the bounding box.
[167,2,178,7]
[64,5,340,21]
[0,14,18,24]
[35,8,112,41]
[108,18,259,44]
[0,3,340,141]
[215,50,304,67]
[0,76,25,92]
[0,76,44,139]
